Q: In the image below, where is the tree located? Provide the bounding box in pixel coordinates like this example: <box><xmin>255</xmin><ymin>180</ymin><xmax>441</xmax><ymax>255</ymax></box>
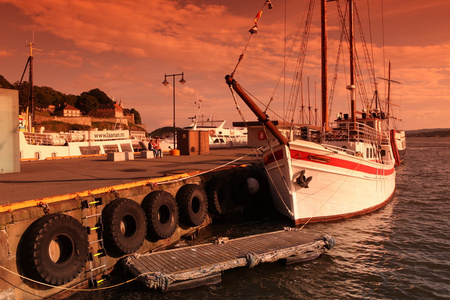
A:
<box><xmin>76</xmin><ymin>93</ymin><xmax>99</xmax><ymax>114</ymax></box>
<box><xmin>0</xmin><ymin>75</ymin><xmax>13</xmax><ymax>89</ymax></box>
<box><xmin>130</xmin><ymin>108</ymin><xmax>142</xmax><ymax>124</ymax></box>
<box><xmin>14</xmin><ymin>81</ymin><xmax>31</xmax><ymax>109</ymax></box>
<box><xmin>34</xmin><ymin>86</ymin><xmax>63</xmax><ymax>108</ymax></box>
<box><xmin>61</xmin><ymin>94</ymin><xmax>78</xmax><ymax>106</ymax></box>
<box><xmin>86</xmin><ymin>88</ymin><xmax>112</xmax><ymax>105</ymax></box>
<box><xmin>1</xmin><ymin>73</ymin><xmax>144</xmax><ymax>124</ymax></box>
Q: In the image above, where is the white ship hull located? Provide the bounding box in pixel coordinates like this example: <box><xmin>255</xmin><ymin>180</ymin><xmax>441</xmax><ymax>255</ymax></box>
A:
<box><xmin>19</xmin><ymin>130</ymin><xmax>134</xmax><ymax>160</ymax></box>
<box><xmin>263</xmin><ymin>140</ymin><xmax>396</xmax><ymax>225</ymax></box>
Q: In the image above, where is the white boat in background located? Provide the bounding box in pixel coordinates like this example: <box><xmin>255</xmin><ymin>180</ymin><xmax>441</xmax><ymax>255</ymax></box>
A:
<box><xmin>20</xmin><ymin>128</ymin><xmax>134</xmax><ymax>160</ymax></box>
<box><xmin>225</xmin><ymin>0</ymin><xmax>396</xmax><ymax>225</ymax></box>
<box><xmin>183</xmin><ymin>102</ymin><xmax>247</xmax><ymax>148</ymax></box>
<box><xmin>184</xmin><ymin>120</ymin><xmax>247</xmax><ymax>148</ymax></box>
<box><xmin>390</xmin><ymin>129</ymin><xmax>406</xmax><ymax>165</ymax></box>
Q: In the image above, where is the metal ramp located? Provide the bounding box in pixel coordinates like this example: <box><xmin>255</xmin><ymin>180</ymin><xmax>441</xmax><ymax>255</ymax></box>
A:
<box><xmin>123</xmin><ymin>229</ymin><xmax>335</xmax><ymax>291</ymax></box>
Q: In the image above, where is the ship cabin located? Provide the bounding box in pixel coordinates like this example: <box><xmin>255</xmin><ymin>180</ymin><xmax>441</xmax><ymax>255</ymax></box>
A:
<box><xmin>323</xmin><ymin>110</ymin><xmax>391</xmax><ymax>162</ymax></box>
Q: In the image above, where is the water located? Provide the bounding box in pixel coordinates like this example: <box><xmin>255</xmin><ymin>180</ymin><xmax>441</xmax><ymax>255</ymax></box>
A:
<box><xmin>71</xmin><ymin>137</ymin><xmax>450</xmax><ymax>299</ymax></box>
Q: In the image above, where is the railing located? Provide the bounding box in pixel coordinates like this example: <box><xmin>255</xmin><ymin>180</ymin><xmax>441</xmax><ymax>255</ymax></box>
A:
<box><xmin>23</xmin><ymin>132</ymin><xmax>57</xmax><ymax>146</ymax></box>
<box><xmin>324</xmin><ymin>121</ymin><xmax>390</xmax><ymax>145</ymax></box>
<box><xmin>321</xmin><ymin>143</ymin><xmax>357</xmax><ymax>156</ymax></box>
<box><xmin>291</xmin><ymin>126</ymin><xmax>321</xmax><ymax>143</ymax></box>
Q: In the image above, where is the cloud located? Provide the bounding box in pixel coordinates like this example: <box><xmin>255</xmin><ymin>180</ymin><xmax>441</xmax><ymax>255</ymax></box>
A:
<box><xmin>40</xmin><ymin>50</ymin><xmax>84</xmax><ymax>68</ymax></box>
<box><xmin>2</xmin><ymin>0</ymin><xmax>449</xmax><ymax>131</ymax></box>
<box><xmin>0</xmin><ymin>49</ymin><xmax>14</xmax><ymax>57</ymax></box>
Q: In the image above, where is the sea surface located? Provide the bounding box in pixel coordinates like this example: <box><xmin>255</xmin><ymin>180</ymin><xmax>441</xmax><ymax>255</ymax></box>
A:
<box><xmin>71</xmin><ymin>137</ymin><xmax>450</xmax><ymax>299</ymax></box>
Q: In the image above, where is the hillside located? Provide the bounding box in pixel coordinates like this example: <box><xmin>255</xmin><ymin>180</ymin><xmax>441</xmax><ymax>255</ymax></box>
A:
<box><xmin>0</xmin><ymin>74</ymin><xmax>142</xmax><ymax>125</ymax></box>
<box><xmin>406</xmin><ymin>128</ymin><xmax>450</xmax><ymax>137</ymax></box>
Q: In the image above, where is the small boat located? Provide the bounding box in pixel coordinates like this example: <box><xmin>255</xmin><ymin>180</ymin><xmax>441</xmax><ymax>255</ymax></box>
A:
<box><xmin>225</xmin><ymin>0</ymin><xmax>397</xmax><ymax>225</ymax></box>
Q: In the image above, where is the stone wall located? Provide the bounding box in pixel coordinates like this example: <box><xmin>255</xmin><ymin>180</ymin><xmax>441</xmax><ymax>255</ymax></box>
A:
<box><xmin>34</xmin><ymin>115</ymin><xmax>132</xmax><ymax>127</ymax></box>
<box><xmin>0</xmin><ymin>165</ymin><xmax>256</xmax><ymax>299</ymax></box>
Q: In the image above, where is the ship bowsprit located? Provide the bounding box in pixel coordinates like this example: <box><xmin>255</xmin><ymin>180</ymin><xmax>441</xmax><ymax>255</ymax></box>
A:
<box><xmin>123</xmin><ymin>229</ymin><xmax>335</xmax><ymax>291</ymax></box>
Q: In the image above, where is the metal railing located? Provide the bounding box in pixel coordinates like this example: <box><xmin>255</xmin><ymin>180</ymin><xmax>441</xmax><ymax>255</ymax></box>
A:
<box><xmin>324</xmin><ymin>121</ymin><xmax>389</xmax><ymax>145</ymax></box>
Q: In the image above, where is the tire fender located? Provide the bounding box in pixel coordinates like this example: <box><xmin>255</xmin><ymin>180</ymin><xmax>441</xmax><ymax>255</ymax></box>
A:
<box><xmin>176</xmin><ymin>184</ymin><xmax>208</xmax><ymax>227</ymax></box>
<box><xmin>19</xmin><ymin>213</ymin><xmax>89</xmax><ymax>286</ymax></box>
<box><xmin>141</xmin><ymin>191</ymin><xmax>179</xmax><ymax>240</ymax></box>
<box><xmin>102</xmin><ymin>198</ymin><xmax>147</xmax><ymax>256</ymax></box>
<box><xmin>206</xmin><ymin>179</ymin><xmax>231</xmax><ymax>215</ymax></box>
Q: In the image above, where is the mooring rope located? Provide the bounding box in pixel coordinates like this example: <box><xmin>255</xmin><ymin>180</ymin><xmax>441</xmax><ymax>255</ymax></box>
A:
<box><xmin>0</xmin><ymin>264</ymin><xmax>143</xmax><ymax>293</ymax></box>
<box><xmin>155</xmin><ymin>147</ymin><xmax>263</xmax><ymax>186</ymax></box>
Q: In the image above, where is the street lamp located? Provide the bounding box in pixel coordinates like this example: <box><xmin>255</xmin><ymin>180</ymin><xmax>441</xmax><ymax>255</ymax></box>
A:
<box><xmin>162</xmin><ymin>72</ymin><xmax>186</xmax><ymax>150</ymax></box>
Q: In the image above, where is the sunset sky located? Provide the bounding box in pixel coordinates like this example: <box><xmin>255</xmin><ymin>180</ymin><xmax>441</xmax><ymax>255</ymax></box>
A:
<box><xmin>1</xmin><ymin>0</ymin><xmax>449</xmax><ymax>131</ymax></box>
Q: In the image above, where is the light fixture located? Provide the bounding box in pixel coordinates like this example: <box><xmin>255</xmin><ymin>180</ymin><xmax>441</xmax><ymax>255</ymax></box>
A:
<box><xmin>162</xmin><ymin>75</ymin><xmax>169</xmax><ymax>86</ymax></box>
<box><xmin>162</xmin><ymin>72</ymin><xmax>186</xmax><ymax>151</ymax></box>
<box><xmin>179</xmin><ymin>73</ymin><xmax>186</xmax><ymax>84</ymax></box>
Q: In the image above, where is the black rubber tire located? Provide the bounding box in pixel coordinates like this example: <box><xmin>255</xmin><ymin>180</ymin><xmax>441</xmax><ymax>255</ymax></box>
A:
<box><xmin>19</xmin><ymin>213</ymin><xmax>89</xmax><ymax>286</ymax></box>
<box><xmin>176</xmin><ymin>184</ymin><xmax>208</xmax><ymax>227</ymax></box>
<box><xmin>102</xmin><ymin>198</ymin><xmax>147</xmax><ymax>256</ymax></box>
<box><xmin>206</xmin><ymin>179</ymin><xmax>231</xmax><ymax>215</ymax></box>
<box><xmin>141</xmin><ymin>191</ymin><xmax>179</xmax><ymax>240</ymax></box>
<box><xmin>229</xmin><ymin>173</ymin><xmax>250</xmax><ymax>205</ymax></box>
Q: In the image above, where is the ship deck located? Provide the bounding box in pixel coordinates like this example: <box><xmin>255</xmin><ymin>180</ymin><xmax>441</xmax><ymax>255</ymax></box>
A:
<box><xmin>0</xmin><ymin>148</ymin><xmax>258</xmax><ymax>207</ymax></box>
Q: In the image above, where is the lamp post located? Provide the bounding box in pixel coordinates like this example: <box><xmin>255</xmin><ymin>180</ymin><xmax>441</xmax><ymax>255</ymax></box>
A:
<box><xmin>162</xmin><ymin>72</ymin><xmax>186</xmax><ymax>150</ymax></box>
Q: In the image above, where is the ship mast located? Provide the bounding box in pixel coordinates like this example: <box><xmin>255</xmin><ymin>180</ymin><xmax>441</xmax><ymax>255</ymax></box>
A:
<box><xmin>20</xmin><ymin>38</ymin><xmax>41</xmax><ymax>132</ymax></box>
<box><xmin>321</xmin><ymin>0</ymin><xmax>329</xmax><ymax>131</ymax></box>
<box><xmin>27</xmin><ymin>41</ymin><xmax>34</xmax><ymax>132</ymax></box>
<box><xmin>348</xmin><ymin>0</ymin><xmax>356</xmax><ymax>127</ymax></box>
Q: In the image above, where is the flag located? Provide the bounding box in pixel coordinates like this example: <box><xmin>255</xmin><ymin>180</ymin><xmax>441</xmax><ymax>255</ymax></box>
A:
<box><xmin>254</xmin><ymin>11</ymin><xmax>263</xmax><ymax>24</ymax></box>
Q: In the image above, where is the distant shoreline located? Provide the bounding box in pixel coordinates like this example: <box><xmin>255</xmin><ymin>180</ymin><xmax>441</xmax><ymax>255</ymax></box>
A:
<box><xmin>406</xmin><ymin>129</ymin><xmax>450</xmax><ymax>138</ymax></box>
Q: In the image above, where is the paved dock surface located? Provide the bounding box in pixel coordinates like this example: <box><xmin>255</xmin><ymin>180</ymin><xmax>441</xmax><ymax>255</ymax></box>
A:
<box><xmin>0</xmin><ymin>148</ymin><xmax>259</xmax><ymax>205</ymax></box>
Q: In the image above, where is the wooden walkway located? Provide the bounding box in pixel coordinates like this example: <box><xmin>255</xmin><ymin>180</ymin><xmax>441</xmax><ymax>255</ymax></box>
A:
<box><xmin>123</xmin><ymin>229</ymin><xmax>335</xmax><ymax>291</ymax></box>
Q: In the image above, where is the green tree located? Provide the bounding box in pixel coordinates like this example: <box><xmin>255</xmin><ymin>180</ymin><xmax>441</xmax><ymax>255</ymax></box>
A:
<box><xmin>34</xmin><ymin>86</ymin><xmax>63</xmax><ymax>108</ymax></box>
<box><xmin>0</xmin><ymin>75</ymin><xmax>13</xmax><ymax>89</ymax></box>
<box><xmin>87</xmin><ymin>88</ymin><xmax>112</xmax><ymax>105</ymax></box>
<box><xmin>14</xmin><ymin>81</ymin><xmax>31</xmax><ymax>110</ymax></box>
<box><xmin>130</xmin><ymin>108</ymin><xmax>142</xmax><ymax>124</ymax></box>
<box><xmin>61</xmin><ymin>94</ymin><xmax>78</xmax><ymax>106</ymax></box>
<box><xmin>76</xmin><ymin>93</ymin><xmax>99</xmax><ymax>114</ymax></box>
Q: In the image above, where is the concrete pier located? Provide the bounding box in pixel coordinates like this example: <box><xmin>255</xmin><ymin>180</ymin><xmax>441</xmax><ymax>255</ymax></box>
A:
<box><xmin>0</xmin><ymin>148</ymin><xmax>264</xmax><ymax>299</ymax></box>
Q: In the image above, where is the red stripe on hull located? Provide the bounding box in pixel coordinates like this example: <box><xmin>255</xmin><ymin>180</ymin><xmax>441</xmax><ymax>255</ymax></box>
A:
<box><xmin>294</xmin><ymin>188</ymin><xmax>396</xmax><ymax>226</ymax></box>
<box><xmin>290</xmin><ymin>149</ymin><xmax>395</xmax><ymax>176</ymax></box>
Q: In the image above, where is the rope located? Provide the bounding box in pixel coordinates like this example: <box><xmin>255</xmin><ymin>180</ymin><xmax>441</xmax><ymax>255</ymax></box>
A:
<box><xmin>231</xmin><ymin>0</ymin><xmax>273</xmax><ymax>77</ymax></box>
<box><xmin>156</xmin><ymin>147</ymin><xmax>263</xmax><ymax>186</ymax></box>
<box><xmin>228</xmin><ymin>85</ymin><xmax>248</xmax><ymax>127</ymax></box>
<box><xmin>0</xmin><ymin>264</ymin><xmax>142</xmax><ymax>293</ymax></box>
<box><xmin>246</xmin><ymin>252</ymin><xmax>261</xmax><ymax>268</ymax></box>
<box><xmin>251</xmin><ymin>123</ymin><xmax>294</xmax><ymax>217</ymax></box>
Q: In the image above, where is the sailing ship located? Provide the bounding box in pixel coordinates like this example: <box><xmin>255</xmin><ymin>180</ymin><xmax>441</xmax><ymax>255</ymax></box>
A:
<box><xmin>225</xmin><ymin>0</ymin><xmax>396</xmax><ymax>225</ymax></box>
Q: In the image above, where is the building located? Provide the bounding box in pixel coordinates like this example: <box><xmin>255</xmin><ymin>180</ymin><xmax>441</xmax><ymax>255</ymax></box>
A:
<box><xmin>54</xmin><ymin>104</ymin><xmax>82</xmax><ymax>117</ymax></box>
<box><xmin>92</xmin><ymin>102</ymin><xmax>123</xmax><ymax>119</ymax></box>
